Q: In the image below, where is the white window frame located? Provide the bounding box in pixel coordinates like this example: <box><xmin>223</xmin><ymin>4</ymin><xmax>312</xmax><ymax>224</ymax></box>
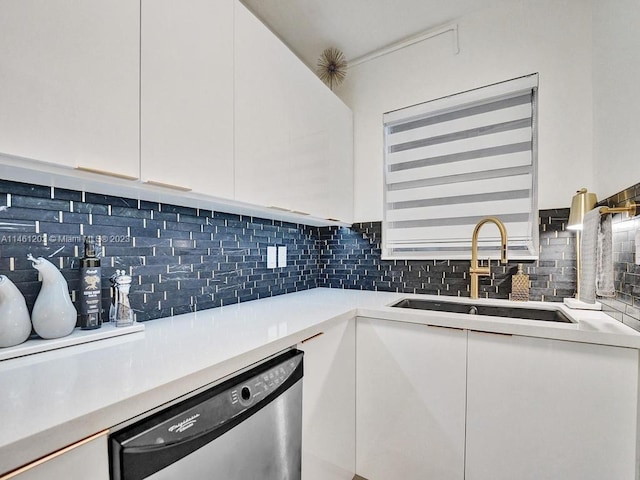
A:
<box><xmin>382</xmin><ymin>74</ymin><xmax>539</xmax><ymax>260</ymax></box>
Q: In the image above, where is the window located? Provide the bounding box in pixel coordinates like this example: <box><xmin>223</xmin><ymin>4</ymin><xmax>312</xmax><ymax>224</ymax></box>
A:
<box><xmin>382</xmin><ymin>74</ymin><xmax>539</xmax><ymax>260</ymax></box>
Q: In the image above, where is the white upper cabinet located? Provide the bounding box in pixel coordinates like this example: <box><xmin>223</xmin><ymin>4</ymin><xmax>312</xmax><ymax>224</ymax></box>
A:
<box><xmin>234</xmin><ymin>1</ymin><xmax>289</xmax><ymax>210</ymax></box>
<box><xmin>0</xmin><ymin>0</ymin><xmax>140</xmax><ymax>179</ymax></box>
<box><xmin>234</xmin><ymin>2</ymin><xmax>353</xmax><ymax>222</ymax></box>
<box><xmin>140</xmin><ymin>0</ymin><xmax>235</xmax><ymax>198</ymax></box>
<box><xmin>0</xmin><ymin>0</ymin><xmax>352</xmax><ymax>222</ymax></box>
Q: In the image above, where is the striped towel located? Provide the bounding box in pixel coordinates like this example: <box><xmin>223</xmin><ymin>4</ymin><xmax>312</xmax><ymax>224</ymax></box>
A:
<box><xmin>579</xmin><ymin>208</ymin><xmax>615</xmax><ymax>303</ymax></box>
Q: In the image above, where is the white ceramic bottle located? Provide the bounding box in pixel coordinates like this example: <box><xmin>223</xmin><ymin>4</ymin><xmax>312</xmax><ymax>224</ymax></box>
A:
<box><xmin>28</xmin><ymin>254</ymin><xmax>77</xmax><ymax>339</ymax></box>
<box><xmin>0</xmin><ymin>275</ymin><xmax>32</xmax><ymax>348</ymax></box>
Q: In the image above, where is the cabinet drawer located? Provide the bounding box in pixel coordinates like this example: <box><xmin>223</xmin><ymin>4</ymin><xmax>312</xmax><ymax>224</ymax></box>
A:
<box><xmin>1</xmin><ymin>431</ymin><xmax>109</xmax><ymax>480</ymax></box>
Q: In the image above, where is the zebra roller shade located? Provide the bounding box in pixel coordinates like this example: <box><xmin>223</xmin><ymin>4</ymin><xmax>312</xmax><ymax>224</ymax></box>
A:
<box><xmin>383</xmin><ymin>74</ymin><xmax>539</xmax><ymax>260</ymax></box>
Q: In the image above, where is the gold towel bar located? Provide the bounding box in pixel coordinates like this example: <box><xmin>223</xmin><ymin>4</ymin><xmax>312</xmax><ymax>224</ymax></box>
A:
<box><xmin>599</xmin><ymin>200</ymin><xmax>637</xmax><ymax>217</ymax></box>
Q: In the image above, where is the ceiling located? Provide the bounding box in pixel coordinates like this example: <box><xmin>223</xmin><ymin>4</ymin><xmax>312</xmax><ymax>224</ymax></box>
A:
<box><xmin>241</xmin><ymin>0</ymin><xmax>510</xmax><ymax>69</ymax></box>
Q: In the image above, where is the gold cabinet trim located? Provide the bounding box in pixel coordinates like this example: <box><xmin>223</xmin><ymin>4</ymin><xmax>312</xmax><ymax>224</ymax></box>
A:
<box><xmin>301</xmin><ymin>332</ymin><xmax>325</xmax><ymax>344</ymax></box>
<box><xmin>0</xmin><ymin>430</ymin><xmax>109</xmax><ymax>480</ymax></box>
<box><xmin>75</xmin><ymin>166</ymin><xmax>138</xmax><ymax>181</ymax></box>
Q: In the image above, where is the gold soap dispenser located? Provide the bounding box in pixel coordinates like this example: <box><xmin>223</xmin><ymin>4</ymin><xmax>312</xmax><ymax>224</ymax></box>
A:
<box><xmin>511</xmin><ymin>264</ymin><xmax>530</xmax><ymax>302</ymax></box>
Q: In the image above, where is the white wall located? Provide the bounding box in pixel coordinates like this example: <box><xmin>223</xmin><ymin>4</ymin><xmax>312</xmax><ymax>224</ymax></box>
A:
<box><xmin>336</xmin><ymin>0</ymin><xmax>593</xmax><ymax>222</ymax></box>
<box><xmin>592</xmin><ymin>0</ymin><xmax>640</xmax><ymax>200</ymax></box>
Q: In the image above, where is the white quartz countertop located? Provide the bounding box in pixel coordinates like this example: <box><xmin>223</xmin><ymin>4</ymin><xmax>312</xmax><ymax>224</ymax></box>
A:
<box><xmin>1</xmin><ymin>287</ymin><xmax>639</xmax><ymax>474</ymax></box>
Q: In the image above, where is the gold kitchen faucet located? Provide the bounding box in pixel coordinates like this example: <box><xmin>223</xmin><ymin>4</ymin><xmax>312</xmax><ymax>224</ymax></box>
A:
<box><xmin>470</xmin><ymin>217</ymin><xmax>508</xmax><ymax>299</ymax></box>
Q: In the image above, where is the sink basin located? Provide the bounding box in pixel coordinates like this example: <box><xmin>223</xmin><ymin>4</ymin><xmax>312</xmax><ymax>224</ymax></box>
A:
<box><xmin>391</xmin><ymin>298</ymin><xmax>573</xmax><ymax>323</ymax></box>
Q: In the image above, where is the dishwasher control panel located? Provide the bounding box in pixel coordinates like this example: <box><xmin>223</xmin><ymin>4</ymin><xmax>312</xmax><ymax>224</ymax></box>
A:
<box><xmin>232</xmin><ymin>362</ymin><xmax>293</xmax><ymax>407</ymax></box>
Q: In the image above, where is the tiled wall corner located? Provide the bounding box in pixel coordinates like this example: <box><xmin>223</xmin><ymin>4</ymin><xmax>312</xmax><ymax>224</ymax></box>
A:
<box><xmin>317</xmin><ymin>208</ymin><xmax>576</xmax><ymax>302</ymax></box>
<box><xmin>598</xmin><ymin>182</ymin><xmax>640</xmax><ymax>329</ymax></box>
<box><xmin>531</xmin><ymin>208</ymin><xmax>576</xmax><ymax>302</ymax></box>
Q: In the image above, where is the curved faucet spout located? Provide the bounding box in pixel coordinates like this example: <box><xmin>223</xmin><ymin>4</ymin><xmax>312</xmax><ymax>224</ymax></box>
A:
<box><xmin>470</xmin><ymin>217</ymin><xmax>508</xmax><ymax>299</ymax></box>
<box><xmin>472</xmin><ymin>217</ymin><xmax>508</xmax><ymax>264</ymax></box>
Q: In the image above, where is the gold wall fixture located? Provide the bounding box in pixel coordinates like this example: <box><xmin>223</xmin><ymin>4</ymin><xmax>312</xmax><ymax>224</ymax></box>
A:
<box><xmin>599</xmin><ymin>200</ymin><xmax>637</xmax><ymax>218</ymax></box>
<box><xmin>470</xmin><ymin>217</ymin><xmax>508</xmax><ymax>300</ymax></box>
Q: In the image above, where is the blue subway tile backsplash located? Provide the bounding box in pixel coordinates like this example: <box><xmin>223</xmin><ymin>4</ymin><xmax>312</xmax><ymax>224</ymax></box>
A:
<box><xmin>0</xmin><ymin>180</ymin><xmax>319</xmax><ymax>323</ymax></box>
<box><xmin>1</xmin><ymin>177</ymin><xmax>639</xmax><ymax>329</ymax></box>
<box><xmin>317</xmin><ymin>209</ymin><xmax>575</xmax><ymax>302</ymax></box>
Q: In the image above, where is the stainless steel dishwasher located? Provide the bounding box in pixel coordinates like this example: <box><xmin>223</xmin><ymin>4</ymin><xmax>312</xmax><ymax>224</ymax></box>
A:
<box><xmin>110</xmin><ymin>349</ymin><xmax>303</xmax><ymax>480</ymax></box>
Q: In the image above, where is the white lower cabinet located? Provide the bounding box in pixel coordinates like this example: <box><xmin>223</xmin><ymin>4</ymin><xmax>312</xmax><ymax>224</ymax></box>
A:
<box><xmin>298</xmin><ymin>319</ymin><xmax>356</xmax><ymax>480</ymax></box>
<box><xmin>356</xmin><ymin>317</ymin><xmax>467</xmax><ymax>480</ymax></box>
<box><xmin>466</xmin><ymin>331</ymin><xmax>639</xmax><ymax>480</ymax></box>
<box><xmin>4</xmin><ymin>320</ymin><xmax>637</xmax><ymax>480</ymax></box>
<box><xmin>1</xmin><ymin>431</ymin><xmax>109</xmax><ymax>480</ymax></box>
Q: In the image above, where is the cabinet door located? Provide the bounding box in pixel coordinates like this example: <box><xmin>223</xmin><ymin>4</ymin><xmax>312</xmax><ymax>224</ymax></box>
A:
<box><xmin>298</xmin><ymin>320</ymin><xmax>355</xmax><ymax>480</ymax></box>
<box><xmin>287</xmin><ymin>85</ymin><xmax>353</xmax><ymax>222</ymax></box>
<box><xmin>1</xmin><ymin>432</ymin><xmax>108</xmax><ymax>480</ymax></box>
<box><xmin>0</xmin><ymin>0</ymin><xmax>139</xmax><ymax>179</ymax></box>
<box><xmin>466</xmin><ymin>332</ymin><xmax>639</xmax><ymax>480</ymax></box>
<box><xmin>233</xmin><ymin>1</ymin><xmax>298</xmax><ymax>210</ymax></box>
<box><xmin>356</xmin><ymin>318</ymin><xmax>467</xmax><ymax>480</ymax></box>
<box><xmin>322</xmin><ymin>101</ymin><xmax>353</xmax><ymax>222</ymax></box>
<box><xmin>140</xmin><ymin>0</ymin><xmax>234</xmax><ymax>198</ymax></box>
<box><xmin>234</xmin><ymin>2</ymin><xmax>353</xmax><ymax>222</ymax></box>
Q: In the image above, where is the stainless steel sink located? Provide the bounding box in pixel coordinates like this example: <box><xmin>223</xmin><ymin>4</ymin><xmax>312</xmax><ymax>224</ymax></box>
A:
<box><xmin>391</xmin><ymin>298</ymin><xmax>573</xmax><ymax>323</ymax></box>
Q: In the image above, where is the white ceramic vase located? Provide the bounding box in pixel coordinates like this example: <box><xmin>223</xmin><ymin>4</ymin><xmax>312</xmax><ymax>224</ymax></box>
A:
<box><xmin>0</xmin><ymin>275</ymin><xmax>32</xmax><ymax>348</ymax></box>
<box><xmin>28</xmin><ymin>254</ymin><xmax>77</xmax><ymax>339</ymax></box>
